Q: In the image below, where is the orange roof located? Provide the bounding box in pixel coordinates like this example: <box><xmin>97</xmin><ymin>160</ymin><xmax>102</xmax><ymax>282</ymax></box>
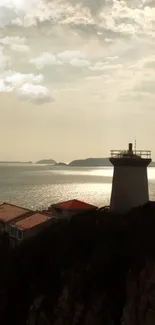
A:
<box><xmin>0</xmin><ymin>202</ymin><xmax>31</xmax><ymax>222</ymax></box>
<box><xmin>51</xmin><ymin>199</ymin><xmax>97</xmax><ymax>210</ymax></box>
<box><xmin>14</xmin><ymin>212</ymin><xmax>52</xmax><ymax>230</ymax></box>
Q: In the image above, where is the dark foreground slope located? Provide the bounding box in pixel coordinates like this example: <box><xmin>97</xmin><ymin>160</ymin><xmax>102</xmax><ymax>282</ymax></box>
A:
<box><xmin>1</xmin><ymin>203</ymin><xmax>155</xmax><ymax>325</ymax></box>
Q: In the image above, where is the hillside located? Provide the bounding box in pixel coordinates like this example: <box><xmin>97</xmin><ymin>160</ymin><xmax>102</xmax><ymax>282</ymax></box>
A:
<box><xmin>54</xmin><ymin>162</ymin><xmax>67</xmax><ymax>166</ymax></box>
<box><xmin>36</xmin><ymin>159</ymin><xmax>56</xmax><ymax>165</ymax></box>
<box><xmin>1</xmin><ymin>202</ymin><xmax>155</xmax><ymax>324</ymax></box>
<box><xmin>0</xmin><ymin>161</ymin><xmax>33</xmax><ymax>164</ymax></box>
<box><xmin>69</xmin><ymin>157</ymin><xmax>112</xmax><ymax>167</ymax></box>
<box><xmin>36</xmin><ymin>157</ymin><xmax>155</xmax><ymax>167</ymax></box>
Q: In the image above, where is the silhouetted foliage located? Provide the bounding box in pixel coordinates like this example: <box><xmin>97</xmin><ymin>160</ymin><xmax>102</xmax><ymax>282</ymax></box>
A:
<box><xmin>1</xmin><ymin>202</ymin><xmax>155</xmax><ymax>324</ymax></box>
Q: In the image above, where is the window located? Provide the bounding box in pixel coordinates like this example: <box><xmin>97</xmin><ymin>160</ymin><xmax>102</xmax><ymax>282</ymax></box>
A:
<box><xmin>55</xmin><ymin>208</ymin><xmax>62</xmax><ymax>215</ymax></box>
<box><xmin>4</xmin><ymin>223</ymin><xmax>9</xmax><ymax>233</ymax></box>
<box><xmin>0</xmin><ymin>221</ymin><xmax>5</xmax><ymax>231</ymax></box>
<box><xmin>10</xmin><ymin>226</ymin><xmax>15</xmax><ymax>237</ymax></box>
<box><xmin>17</xmin><ymin>229</ymin><xmax>23</xmax><ymax>240</ymax></box>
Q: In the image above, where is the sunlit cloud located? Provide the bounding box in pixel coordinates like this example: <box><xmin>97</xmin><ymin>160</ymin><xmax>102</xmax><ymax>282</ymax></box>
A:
<box><xmin>0</xmin><ymin>0</ymin><xmax>155</xmax><ymax>106</ymax></box>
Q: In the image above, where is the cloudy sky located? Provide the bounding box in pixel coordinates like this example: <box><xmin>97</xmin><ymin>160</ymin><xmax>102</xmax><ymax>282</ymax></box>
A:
<box><xmin>0</xmin><ymin>0</ymin><xmax>155</xmax><ymax>162</ymax></box>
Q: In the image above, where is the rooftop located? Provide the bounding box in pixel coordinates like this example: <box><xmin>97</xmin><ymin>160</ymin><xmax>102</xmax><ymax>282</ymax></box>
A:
<box><xmin>110</xmin><ymin>143</ymin><xmax>151</xmax><ymax>159</ymax></box>
<box><xmin>0</xmin><ymin>202</ymin><xmax>31</xmax><ymax>223</ymax></box>
<box><xmin>110</xmin><ymin>150</ymin><xmax>151</xmax><ymax>159</ymax></box>
<box><xmin>51</xmin><ymin>199</ymin><xmax>97</xmax><ymax>210</ymax></box>
<box><xmin>14</xmin><ymin>212</ymin><xmax>52</xmax><ymax>230</ymax></box>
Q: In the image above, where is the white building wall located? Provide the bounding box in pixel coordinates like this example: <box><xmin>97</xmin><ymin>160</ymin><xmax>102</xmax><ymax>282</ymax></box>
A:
<box><xmin>110</xmin><ymin>165</ymin><xmax>149</xmax><ymax>213</ymax></box>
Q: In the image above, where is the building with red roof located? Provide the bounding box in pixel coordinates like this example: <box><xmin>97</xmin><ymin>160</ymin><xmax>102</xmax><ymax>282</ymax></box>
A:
<box><xmin>48</xmin><ymin>199</ymin><xmax>97</xmax><ymax>218</ymax></box>
<box><xmin>0</xmin><ymin>202</ymin><xmax>56</xmax><ymax>247</ymax></box>
<box><xmin>0</xmin><ymin>202</ymin><xmax>32</xmax><ymax>232</ymax></box>
<box><xmin>0</xmin><ymin>199</ymin><xmax>97</xmax><ymax>246</ymax></box>
<box><xmin>10</xmin><ymin>212</ymin><xmax>55</xmax><ymax>245</ymax></box>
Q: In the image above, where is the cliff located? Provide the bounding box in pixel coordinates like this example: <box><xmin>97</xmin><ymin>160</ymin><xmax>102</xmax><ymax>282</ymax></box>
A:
<box><xmin>1</xmin><ymin>203</ymin><xmax>155</xmax><ymax>325</ymax></box>
<box><xmin>123</xmin><ymin>260</ymin><xmax>155</xmax><ymax>325</ymax></box>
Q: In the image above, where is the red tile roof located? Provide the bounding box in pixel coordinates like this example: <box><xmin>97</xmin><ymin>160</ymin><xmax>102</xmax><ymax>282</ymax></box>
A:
<box><xmin>51</xmin><ymin>199</ymin><xmax>97</xmax><ymax>210</ymax></box>
<box><xmin>0</xmin><ymin>202</ymin><xmax>31</xmax><ymax>223</ymax></box>
<box><xmin>14</xmin><ymin>212</ymin><xmax>52</xmax><ymax>230</ymax></box>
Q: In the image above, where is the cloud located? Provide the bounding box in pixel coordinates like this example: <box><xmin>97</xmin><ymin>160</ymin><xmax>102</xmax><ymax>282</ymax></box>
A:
<box><xmin>30</xmin><ymin>50</ymin><xmax>91</xmax><ymax>69</ymax></box>
<box><xmin>107</xmin><ymin>56</ymin><xmax>119</xmax><ymax>61</ymax></box>
<box><xmin>0</xmin><ymin>36</ymin><xmax>26</xmax><ymax>45</ymax></box>
<box><xmin>16</xmin><ymin>83</ymin><xmax>53</xmax><ymax>105</ymax></box>
<box><xmin>90</xmin><ymin>62</ymin><xmax>122</xmax><ymax>71</ymax></box>
<box><xmin>0</xmin><ymin>0</ymin><xmax>155</xmax><ymax>107</ymax></box>
<box><xmin>57</xmin><ymin>50</ymin><xmax>86</xmax><ymax>62</ymax></box>
<box><xmin>1</xmin><ymin>0</ymin><xmax>155</xmax><ymax>43</ymax></box>
<box><xmin>0</xmin><ymin>79</ymin><xmax>12</xmax><ymax>92</ymax></box>
<box><xmin>142</xmin><ymin>56</ymin><xmax>155</xmax><ymax>69</ymax></box>
<box><xmin>1</xmin><ymin>0</ymin><xmax>155</xmax><ymax>164</ymax></box>
<box><xmin>58</xmin><ymin>50</ymin><xmax>91</xmax><ymax>68</ymax></box>
<box><xmin>104</xmin><ymin>38</ymin><xmax>113</xmax><ymax>43</ymax></box>
<box><xmin>0</xmin><ymin>0</ymin><xmax>154</xmax><ymax>43</ymax></box>
<box><xmin>0</xmin><ymin>0</ymin><xmax>38</xmax><ymax>11</ymax></box>
<box><xmin>10</xmin><ymin>44</ymin><xmax>30</xmax><ymax>52</ymax></box>
<box><xmin>47</xmin><ymin>0</ymin><xmax>106</xmax><ymax>15</ymax></box>
<box><xmin>134</xmin><ymin>78</ymin><xmax>155</xmax><ymax>94</ymax></box>
<box><xmin>70</xmin><ymin>58</ymin><xmax>90</xmax><ymax>67</ymax></box>
<box><xmin>0</xmin><ymin>0</ymin><xmax>93</xmax><ymax>28</ymax></box>
<box><xmin>0</xmin><ymin>6</ymin><xmax>17</xmax><ymax>27</ymax></box>
<box><xmin>0</xmin><ymin>48</ymin><xmax>10</xmax><ymax>70</ymax></box>
<box><xmin>0</xmin><ymin>71</ymin><xmax>53</xmax><ymax>105</ymax></box>
<box><xmin>30</xmin><ymin>52</ymin><xmax>62</xmax><ymax>69</ymax></box>
<box><xmin>0</xmin><ymin>36</ymin><xmax>29</xmax><ymax>52</ymax></box>
<box><xmin>4</xmin><ymin>72</ymin><xmax>44</xmax><ymax>87</ymax></box>
<box><xmin>98</xmin><ymin>0</ymin><xmax>155</xmax><ymax>38</ymax></box>
<box><xmin>0</xmin><ymin>0</ymin><xmax>39</xmax><ymax>26</ymax></box>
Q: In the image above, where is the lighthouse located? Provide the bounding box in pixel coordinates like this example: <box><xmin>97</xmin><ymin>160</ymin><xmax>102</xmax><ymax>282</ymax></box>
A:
<box><xmin>109</xmin><ymin>143</ymin><xmax>151</xmax><ymax>213</ymax></box>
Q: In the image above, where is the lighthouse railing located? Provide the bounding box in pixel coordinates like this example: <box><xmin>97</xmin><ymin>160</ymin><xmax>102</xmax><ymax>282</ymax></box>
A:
<box><xmin>110</xmin><ymin>150</ymin><xmax>151</xmax><ymax>159</ymax></box>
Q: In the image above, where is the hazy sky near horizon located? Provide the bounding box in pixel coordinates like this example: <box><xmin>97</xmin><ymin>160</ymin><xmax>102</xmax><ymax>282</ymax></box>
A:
<box><xmin>0</xmin><ymin>0</ymin><xmax>155</xmax><ymax>162</ymax></box>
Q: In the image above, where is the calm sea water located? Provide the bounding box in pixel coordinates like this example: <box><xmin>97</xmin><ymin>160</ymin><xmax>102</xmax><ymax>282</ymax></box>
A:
<box><xmin>0</xmin><ymin>164</ymin><xmax>155</xmax><ymax>210</ymax></box>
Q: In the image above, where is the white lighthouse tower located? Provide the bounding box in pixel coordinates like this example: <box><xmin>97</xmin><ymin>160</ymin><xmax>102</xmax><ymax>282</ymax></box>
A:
<box><xmin>109</xmin><ymin>143</ymin><xmax>151</xmax><ymax>213</ymax></box>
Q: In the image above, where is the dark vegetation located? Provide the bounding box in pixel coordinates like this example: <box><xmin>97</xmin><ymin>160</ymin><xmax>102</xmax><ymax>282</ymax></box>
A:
<box><xmin>0</xmin><ymin>202</ymin><xmax>155</xmax><ymax>324</ymax></box>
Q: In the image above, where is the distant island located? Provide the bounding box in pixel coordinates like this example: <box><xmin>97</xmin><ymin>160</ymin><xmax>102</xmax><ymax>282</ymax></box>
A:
<box><xmin>68</xmin><ymin>158</ymin><xmax>111</xmax><ymax>167</ymax></box>
<box><xmin>54</xmin><ymin>162</ymin><xmax>67</xmax><ymax>166</ymax></box>
<box><xmin>36</xmin><ymin>159</ymin><xmax>56</xmax><ymax>165</ymax></box>
<box><xmin>37</xmin><ymin>158</ymin><xmax>112</xmax><ymax>167</ymax></box>
<box><xmin>35</xmin><ymin>158</ymin><xmax>155</xmax><ymax>167</ymax></box>
<box><xmin>1</xmin><ymin>158</ymin><xmax>155</xmax><ymax>167</ymax></box>
<box><xmin>0</xmin><ymin>161</ymin><xmax>33</xmax><ymax>164</ymax></box>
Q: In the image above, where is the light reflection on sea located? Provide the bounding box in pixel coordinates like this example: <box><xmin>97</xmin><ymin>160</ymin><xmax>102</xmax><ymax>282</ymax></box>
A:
<box><xmin>0</xmin><ymin>164</ymin><xmax>155</xmax><ymax>210</ymax></box>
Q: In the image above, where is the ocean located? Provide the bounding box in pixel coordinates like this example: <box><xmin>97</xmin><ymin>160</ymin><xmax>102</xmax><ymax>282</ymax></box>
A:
<box><xmin>1</xmin><ymin>164</ymin><xmax>155</xmax><ymax>210</ymax></box>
